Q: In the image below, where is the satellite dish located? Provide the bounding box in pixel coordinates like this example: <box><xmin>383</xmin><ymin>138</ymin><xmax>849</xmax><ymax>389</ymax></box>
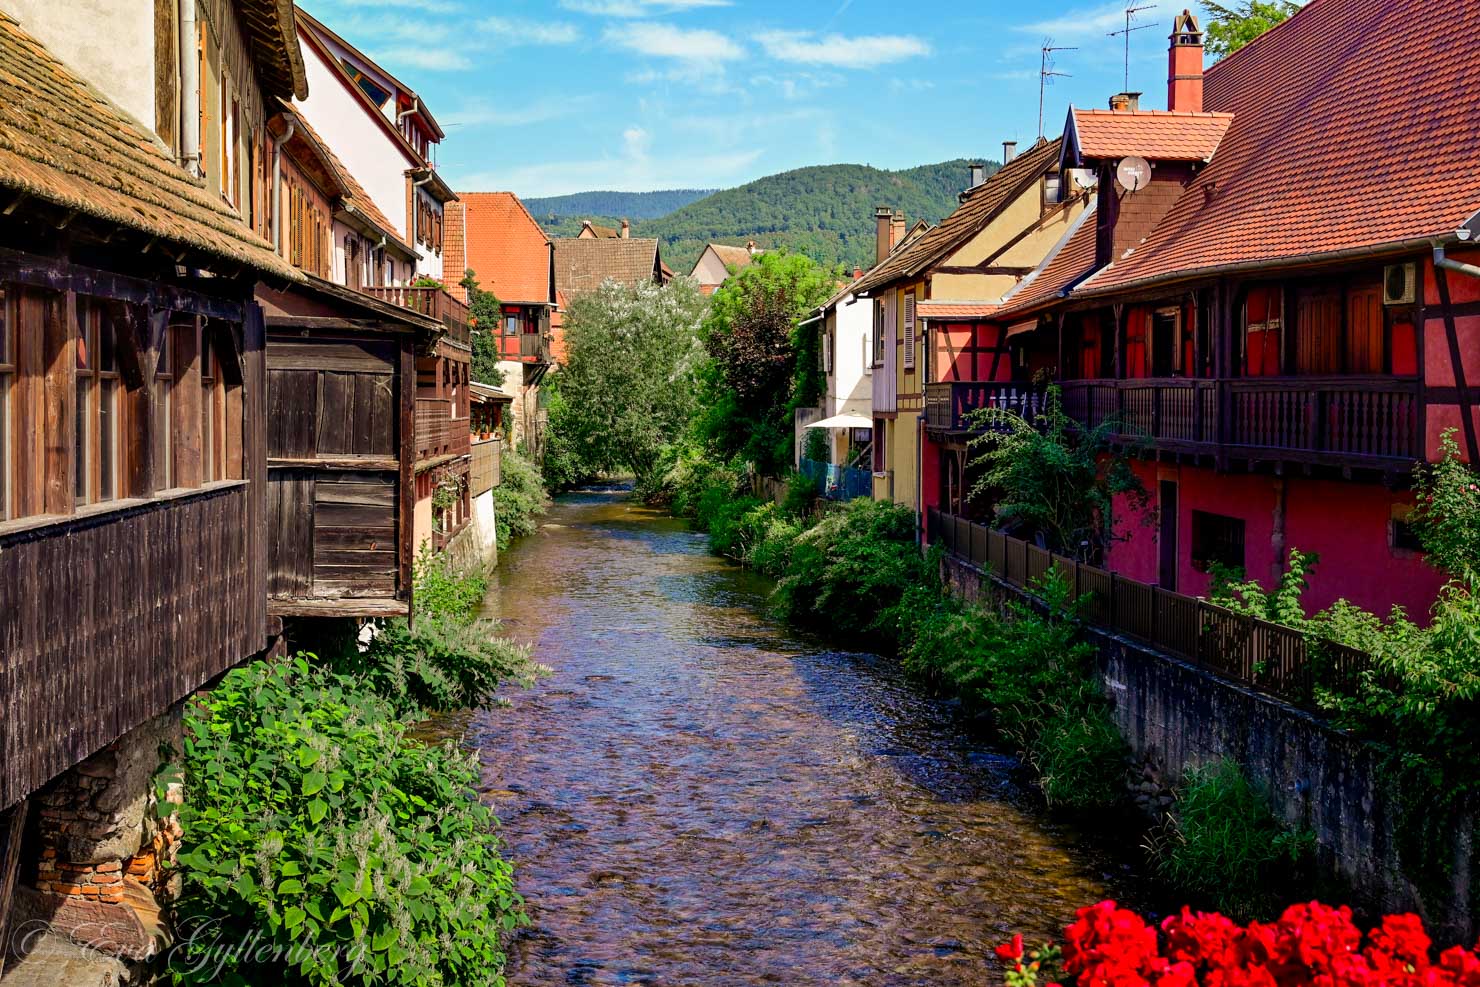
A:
<box><xmin>1116</xmin><ymin>155</ymin><xmax>1152</xmax><ymax>193</ymax></box>
<box><xmin>1068</xmin><ymin>168</ymin><xmax>1097</xmax><ymax>191</ymax></box>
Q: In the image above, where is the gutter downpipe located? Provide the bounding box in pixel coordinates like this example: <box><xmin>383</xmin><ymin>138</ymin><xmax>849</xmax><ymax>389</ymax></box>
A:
<box><xmin>272</xmin><ymin>120</ymin><xmax>294</xmax><ymax>254</ymax></box>
<box><xmin>179</xmin><ymin>0</ymin><xmax>200</xmax><ymax>177</ymax></box>
<box><xmin>1435</xmin><ymin>242</ymin><xmax>1480</xmax><ymax>281</ymax></box>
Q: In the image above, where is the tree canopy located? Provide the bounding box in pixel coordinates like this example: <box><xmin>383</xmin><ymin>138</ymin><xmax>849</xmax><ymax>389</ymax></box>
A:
<box><xmin>695</xmin><ymin>251</ymin><xmax>840</xmax><ymax>474</ymax></box>
<box><xmin>1204</xmin><ymin>1</ymin><xmax>1305</xmax><ymax>59</ymax></box>
<box><xmin>550</xmin><ymin>278</ymin><xmax>709</xmax><ymax>489</ymax></box>
<box><xmin>462</xmin><ymin>269</ymin><xmax>505</xmax><ymax>388</ymax></box>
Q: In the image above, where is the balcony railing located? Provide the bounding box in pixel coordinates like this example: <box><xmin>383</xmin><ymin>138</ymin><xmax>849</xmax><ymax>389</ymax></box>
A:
<box><xmin>799</xmin><ymin>458</ymin><xmax>872</xmax><ymax>501</ymax></box>
<box><xmin>471</xmin><ymin>436</ymin><xmax>502</xmax><ymax>497</ymax></box>
<box><xmin>361</xmin><ymin>286</ymin><xmax>471</xmax><ymax>348</ymax></box>
<box><xmin>1055</xmin><ymin>377</ymin><xmax>1422</xmax><ymax>469</ymax></box>
<box><xmin>924</xmin><ymin>381</ymin><xmax>1050</xmax><ymax>433</ymax></box>
<box><xmin>415</xmin><ymin>398</ymin><xmax>471</xmax><ymax>463</ymax></box>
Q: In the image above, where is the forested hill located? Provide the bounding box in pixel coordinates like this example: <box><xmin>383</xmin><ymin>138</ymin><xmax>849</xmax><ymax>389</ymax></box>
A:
<box><xmin>524</xmin><ymin>189</ymin><xmax>716</xmax><ymax>225</ymax></box>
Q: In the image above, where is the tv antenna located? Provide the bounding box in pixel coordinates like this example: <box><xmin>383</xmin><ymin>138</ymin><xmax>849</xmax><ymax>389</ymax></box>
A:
<box><xmin>1038</xmin><ymin>40</ymin><xmax>1076</xmax><ymax>140</ymax></box>
<box><xmin>1108</xmin><ymin>4</ymin><xmax>1157</xmax><ymax>93</ymax></box>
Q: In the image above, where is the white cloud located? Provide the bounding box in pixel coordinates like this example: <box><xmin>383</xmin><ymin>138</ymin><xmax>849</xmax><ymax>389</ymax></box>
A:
<box><xmin>369</xmin><ymin>46</ymin><xmax>473</xmax><ymax>71</ymax></box>
<box><xmin>479</xmin><ymin>16</ymin><xmax>581</xmax><ymax>46</ymax></box>
<box><xmin>755</xmin><ymin>30</ymin><xmax>930</xmax><ymax>68</ymax></box>
<box><xmin>560</xmin><ymin>0</ymin><xmax>731</xmax><ymax>16</ymax></box>
<box><xmin>442</xmin><ymin>96</ymin><xmax>593</xmax><ymax>129</ymax></box>
<box><xmin>1016</xmin><ymin>1</ymin><xmax>1152</xmax><ymax>39</ymax></box>
<box><xmin>467</xmin><ymin>146</ymin><xmax>764</xmax><ymax>199</ymax></box>
<box><xmin>604</xmin><ymin>22</ymin><xmax>744</xmax><ymax>61</ymax></box>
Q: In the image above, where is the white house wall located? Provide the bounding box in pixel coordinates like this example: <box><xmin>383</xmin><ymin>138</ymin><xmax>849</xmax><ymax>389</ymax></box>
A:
<box><xmin>9</xmin><ymin>0</ymin><xmax>156</xmax><ymax>131</ymax></box>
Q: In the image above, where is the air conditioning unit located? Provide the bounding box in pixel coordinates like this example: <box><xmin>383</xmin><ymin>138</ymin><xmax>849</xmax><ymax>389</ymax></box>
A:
<box><xmin>1383</xmin><ymin>262</ymin><xmax>1418</xmax><ymax>306</ymax></box>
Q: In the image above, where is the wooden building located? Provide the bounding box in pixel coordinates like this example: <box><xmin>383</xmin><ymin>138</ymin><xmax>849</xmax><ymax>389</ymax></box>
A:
<box><xmin>255</xmin><ymin>104</ymin><xmax>444</xmax><ymax>618</ymax></box>
<box><xmin>923</xmin><ymin>1</ymin><xmax>1480</xmax><ymax>619</ymax></box>
<box><xmin>0</xmin><ymin>1</ymin><xmax>305</xmax><ymax>961</ymax></box>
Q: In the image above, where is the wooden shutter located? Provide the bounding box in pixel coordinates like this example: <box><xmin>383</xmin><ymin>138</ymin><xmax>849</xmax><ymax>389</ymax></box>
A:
<box><xmin>903</xmin><ymin>293</ymin><xmax>916</xmax><ymax>371</ymax></box>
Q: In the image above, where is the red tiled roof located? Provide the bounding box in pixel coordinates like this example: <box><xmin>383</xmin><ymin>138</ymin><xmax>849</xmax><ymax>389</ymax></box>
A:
<box><xmin>1081</xmin><ymin>0</ymin><xmax>1480</xmax><ymax>295</ymax></box>
<box><xmin>995</xmin><ymin>205</ymin><xmax>1099</xmax><ymax>320</ymax></box>
<box><xmin>554</xmin><ymin>238</ymin><xmax>664</xmax><ymax>295</ymax></box>
<box><xmin>1068</xmin><ymin>109</ymin><xmax>1232</xmax><ymax>163</ymax></box>
<box><xmin>853</xmin><ymin>138</ymin><xmax>1062</xmax><ymax>296</ymax></box>
<box><xmin>459</xmin><ymin>192</ymin><xmax>554</xmax><ymax>306</ymax></box>
<box><xmin>916</xmin><ymin>300</ymin><xmax>1001</xmax><ymax>319</ymax></box>
<box><xmin>284</xmin><ymin>104</ymin><xmax>415</xmax><ymax>258</ymax></box>
<box><xmin>444</xmin><ymin>202</ymin><xmax>466</xmax><ymax>302</ymax></box>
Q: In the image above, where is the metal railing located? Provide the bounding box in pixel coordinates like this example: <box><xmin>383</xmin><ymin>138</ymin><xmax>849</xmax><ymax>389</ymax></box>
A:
<box><xmin>799</xmin><ymin>459</ymin><xmax>872</xmax><ymax>501</ymax></box>
<box><xmin>927</xmin><ymin>509</ymin><xmax>1374</xmax><ymax>709</ymax></box>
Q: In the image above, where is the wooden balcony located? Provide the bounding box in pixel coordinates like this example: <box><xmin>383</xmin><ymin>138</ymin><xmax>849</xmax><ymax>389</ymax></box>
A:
<box><xmin>361</xmin><ymin>286</ymin><xmax>470</xmax><ymax>348</ymax></box>
<box><xmin>496</xmin><ymin>331</ymin><xmax>554</xmax><ymax>365</ymax></box>
<box><xmin>415</xmin><ymin>398</ymin><xmax>471</xmax><ymax>463</ymax></box>
<box><xmin>471</xmin><ymin>436</ymin><xmax>502</xmax><ymax>497</ymax></box>
<box><xmin>925</xmin><ymin>381</ymin><xmax>1050</xmax><ymax>433</ymax></box>
<box><xmin>1058</xmin><ymin>376</ymin><xmax>1422</xmax><ymax>470</ymax></box>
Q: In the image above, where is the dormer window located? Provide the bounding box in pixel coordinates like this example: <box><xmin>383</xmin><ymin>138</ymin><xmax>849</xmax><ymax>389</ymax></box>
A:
<box><xmin>341</xmin><ymin>59</ymin><xmax>391</xmax><ymax>109</ymax></box>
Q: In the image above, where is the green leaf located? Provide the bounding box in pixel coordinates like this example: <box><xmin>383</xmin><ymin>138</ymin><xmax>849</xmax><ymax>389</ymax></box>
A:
<box><xmin>371</xmin><ymin>925</ymin><xmax>397</xmax><ymax>952</ymax></box>
<box><xmin>284</xmin><ymin>906</ymin><xmax>306</xmax><ymax>930</ymax></box>
<box><xmin>298</xmin><ymin>747</ymin><xmax>321</xmax><ymax>768</ymax></box>
<box><xmin>302</xmin><ymin>771</ymin><xmax>327</xmax><ymax>797</ymax></box>
<box><xmin>277</xmin><ymin>879</ymin><xmax>304</xmax><ymax>896</ymax></box>
<box><xmin>308</xmin><ymin>798</ymin><xmax>328</xmax><ymax>825</ymax></box>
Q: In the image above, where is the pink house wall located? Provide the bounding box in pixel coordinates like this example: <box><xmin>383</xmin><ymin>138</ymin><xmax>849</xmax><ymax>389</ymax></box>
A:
<box><xmin>1423</xmin><ymin>250</ymin><xmax>1480</xmax><ymax>462</ymax></box>
<box><xmin>1107</xmin><ymin>462</ymin><xmax>1447</xmax><ymax>621</ymax></box>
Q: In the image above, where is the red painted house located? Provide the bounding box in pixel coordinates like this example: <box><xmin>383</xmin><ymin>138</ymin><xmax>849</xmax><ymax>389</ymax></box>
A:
<box><xmin>923</xmin><ymin>0</ymin><xmax>1480</xmax><ymax>620</ymax></box>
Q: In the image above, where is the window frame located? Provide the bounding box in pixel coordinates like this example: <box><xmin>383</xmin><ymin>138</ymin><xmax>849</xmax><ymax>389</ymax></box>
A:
<box><xmin>1190</xmin><ymin>510</ymin><xmax>1246</xmax><ymax>575</ymax></box>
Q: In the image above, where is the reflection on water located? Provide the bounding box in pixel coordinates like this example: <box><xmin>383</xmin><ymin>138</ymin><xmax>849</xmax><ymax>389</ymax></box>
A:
<box><xmin>454</xmin><ymin>488</ymin><xmax>1145</xmax><ymax>986</ymax></box>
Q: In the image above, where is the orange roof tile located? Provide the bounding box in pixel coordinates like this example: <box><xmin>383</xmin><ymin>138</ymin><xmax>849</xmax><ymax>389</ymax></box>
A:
<box><xmin>444</xmin><ymin>202</ymin><xmax>466</xmax><ymax>302</ymax></box>
<box><xmin>916</xmin><ymin>300</ymin><xmax>1001</xmax><ymax>319</ymax></box>
<box><xmin>1067</xmin><ymin>109</ymin><xmax>1232</xmax><ymax>163</ymax></box>
<box><xmin>459</xmin><ymin>192</ymin><xmax>555</xmax><ymax>306</ymax></box>
<box><xmin>1081</xmin><ymin>0</ymin><xmax>1480</xmax><ymax>295</ymax></box>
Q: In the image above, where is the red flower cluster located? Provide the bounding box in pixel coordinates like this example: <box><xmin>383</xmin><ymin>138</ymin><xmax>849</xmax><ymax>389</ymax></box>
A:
<box><xmin>1000</xmin><ymin>901</ymin><xmax>1480</xmax><ymax>987</ymax></box>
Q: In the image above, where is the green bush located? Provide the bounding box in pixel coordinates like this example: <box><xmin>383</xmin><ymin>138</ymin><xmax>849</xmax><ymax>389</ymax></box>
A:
<box><xmin>780</xmin><ymin>469</ymin><xmax>818</xmax><ymax>519</ymax></box>
<box><xmin>170</xmin><ymin>658</ymin><xmax>525</xmax><ymax>987</ymax></box>
<box><xmin>705</xmin><ymin>495</ymin><xmax>765</xmax><ymax>557</ymax></box>
<box><xmin>1148</xmin><ymin>760</ymin><xmax>1314</xmax><ymax>920</ymax></box>
<box><xmin>411</xmin><ymin>546</ymin><xmax>487</xmax><ymax>622</ymax></box>
<box><xmin>773</xmin><ymin>499</ymin><xmax>928</xmax><ymax>647</ymax></box>
<box><xmin>901</xmin><ymin>570</ymin><xmax>1126</xmax><ymax>811</ymax></box>
<box><xmin>492</xmin><ymin>445</ymin><xmax>549</xmax><ymax>551</ymax></box>
<box><xmin>742</xmin><ymin>504</ymin><xmax>805</xmax><ymax>580</ymax></box>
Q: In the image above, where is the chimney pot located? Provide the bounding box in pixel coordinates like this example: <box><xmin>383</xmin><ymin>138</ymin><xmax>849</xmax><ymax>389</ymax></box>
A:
<box><xmin>891</xmin><ymin>210</ymin><xmax>906</xmax><ymax>252</ymax></box>
<box><xmin>1002</xmin><ymin>142</ymin><xmax>1017</xmax><ymax>164</ymax></box>
<box><xmin>875</xmin><ymin>206</ymin><xmax>894</xmax><ymax>265</ymax></box>
<box><xmin>620</xmin><ymin>219</ymin><xmax>631</xmax><ymax>238</ymax></box>
<box><xmin>1108</xmin><ymin>92</ymin><xmax>1143</xmax><ymax>112</ymax></box>
<box><xmin>969</xmin><ymin>162</ymin><xmax>987</xmax><ymax>189</ymax></box>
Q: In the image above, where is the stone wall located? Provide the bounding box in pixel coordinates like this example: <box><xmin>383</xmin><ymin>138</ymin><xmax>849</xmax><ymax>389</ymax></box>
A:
<box><xmin>941</xmin><ymin>553</ymin><xmax>1476</xmax><ymax>941</ymax></box>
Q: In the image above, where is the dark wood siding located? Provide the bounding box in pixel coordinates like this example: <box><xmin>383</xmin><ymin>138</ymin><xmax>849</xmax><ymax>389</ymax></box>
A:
<box><xmin>0</xmin><ymin>485</ymin><xmax>256</xmax><ymax>810</ymax></box>
<box><xmin>266</xmin><ymin>331</ymin><xmax>407</xmax><ymax>611</ymax></box>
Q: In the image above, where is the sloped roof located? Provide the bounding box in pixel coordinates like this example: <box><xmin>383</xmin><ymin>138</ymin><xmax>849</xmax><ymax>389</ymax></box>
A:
<box><xmin>0</xmin><ymin>12</ymin><xmax>297</xmax><ymax>279</ymax></box>
<box><xmin>707</xmin><ymin>243</ymin><xmax>756</xmax><ymax>270</ymax></box>
<box><xmin>581</xmin><ymin>220</ymin><xmax>619</xmax><ymax>239</ymax></box>
<box><xmin>916</xmin><ymin>300</ymin><xmax>1002</xmax><ymax>319</ymax></box>
<box><xmin>444</xmin><ymin>201</ymin><xmax>466</xmax><ymax>301</ymax></box>
<box><xmin>853</xmin><ymin>138</ymin><xmax>1063</xmax><ymax>295</ymax></box>
<box><xmin>1081</xmin><ymin>0</ymin><xmax>1480</xmax><ymax>295</ymax></box>
<box><xmin>239</xmin><ymin>0</ymin><xmax>308</xmax><ymax>101</ymax></box>
<box><xmin>1066</xmin><ymin>109</ymin><xmax>1233</xmax><ymax>163</ymax></box>
<box><xmin>554</xmin><ymin>237</ymin><xmax>663</xmax><ymax>295</ymax></box>
<box><xmin>293</xmin><ymin>7</ymin><xmax>441</xmax><ymax>139</ymax></box>
<box><xmin>280</xmin><ymin>104</ymin><xmax>415</xmax><ymax>258</ymax></box>
<box><xmin>460</xmin><ymin>192</ymin><xmax>554</xmax><ymax>306</ymax></box>
<box><xmin>994</xmin><ymin>204</ymin><xmax>1100</xmax><ymax>320</ymax></box>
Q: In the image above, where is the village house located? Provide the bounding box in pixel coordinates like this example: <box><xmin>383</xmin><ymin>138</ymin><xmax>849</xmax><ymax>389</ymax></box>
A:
<box><xmin>854</xmin><ymin>140</ymin><xmax>1090</xmax><ymax>509</ymax></box>
<box><xmin>796</xmin><ymin>268</ymin><xmax>875</xmax><ymax>499</ymax></box>
<box><xmin>554</xmin><ymin>234</ymin><xmax>673</xmax><ymax>301</ymax></box>
<box><xmin>578</xmin><ymin>219</ymin><xmax>623</xmax><ymax>239</ymax></box>
<box><xmin>691</xmin><ymin>241</ymin><xmax>760</xmax><ymax>296</ymax></box>
<box><xmin>0</xmin><ymin>1</ymin><xmax>306</xmax><ymax>976</ymax></box>
<box><xmin>291</xmin><ymin>8</ymin><xmax>474</xmax><ymax>565</ymax></box>
<box><xmin>929</xmin><ymin>2</ymin><xmax>1480</xmax><ymax>619</ymax></box>
<box><xmin>445</xmin><ymin>192</ymin><xmax>557</xmax><ymax>458</ymax></box>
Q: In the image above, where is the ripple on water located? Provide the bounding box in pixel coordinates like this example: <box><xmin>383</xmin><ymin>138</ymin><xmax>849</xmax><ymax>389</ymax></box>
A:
<box><xmin>447</xmin><ymin>491</ymin><xmax>1151</xmax><ymax>986</ymax></box>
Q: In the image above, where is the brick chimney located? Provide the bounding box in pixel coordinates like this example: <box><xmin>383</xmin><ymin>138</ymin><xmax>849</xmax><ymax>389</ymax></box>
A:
<box><xmin>1168</xmin><ymin>10</ymin><xmax>1205</xmax><ymax>112</ymax></box>
<box><xmin>620</xmin><ymin>219</ymin><xmax>630</xmax><ymax>238</ymax></box>
<box><xmin>746</xmin><ymin>240</ymin><xmax>757</xmax><ymax>254</ymax></box>
<box><xmin>1002</xmin><ymin>141</ymin><xmax>1017</xmax><ymax>164</ymax></box>
<box><xmin>875</xmin><ymin>206</ymin><xmax>894</xmax><ymax>264</ymax></box>
<box><xmin>1109</xmin><ymin>91</ymin><xmax>1142</xmax><ymax>112</ymax></box>
<box><xmin>969</xmin><ymin>162</ymin><xmax>986</xmax><ymax>189</ymax></box>
<box><xmin>891</xmin><ymin>210</ymin><xmax>906</xmax><ymax>250</ymax></box>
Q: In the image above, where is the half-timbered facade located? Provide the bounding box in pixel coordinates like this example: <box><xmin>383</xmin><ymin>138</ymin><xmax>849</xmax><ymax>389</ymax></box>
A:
<box><xmin>932</xmin><ymin>2</ymin><xmax>1480</xmax><ymax>619</ymax></box>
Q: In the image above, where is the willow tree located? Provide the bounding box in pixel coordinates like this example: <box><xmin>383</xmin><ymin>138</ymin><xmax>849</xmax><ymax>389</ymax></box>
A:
<box><xmin>553</xmin><ymin>278</ymin><xmax>708</xmax><ymax>489</ymax></box>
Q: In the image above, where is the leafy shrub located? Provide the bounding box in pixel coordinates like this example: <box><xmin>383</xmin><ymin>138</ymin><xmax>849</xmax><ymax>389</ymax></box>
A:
<box><xmin>492</xmin><ymin>445</ymin><xmax>549</xmax><ymax>551</ymax></box>
<box><xmin>742</xmin><ymin>504</ymin><xmax>805</xmax><ymax>580</ymax></box>
<box><xmin>773</xmin><ymin>498</ymin><xmax>929</xmax><ymax>646</ymax></box>
<box><xmin>802</xmin><ymin>428</ymin><xmax>831</xmax><ymax>465</ymax></box>
<box><xmin>411</xmin><ymin>546</ymin><xmax>487</xmax><ymax>622</ymax></box>
<box><xmin>780</xmin><ymin>469</ymin><xmax>818</xmax><ymax>519</ymax></box>
<box><xmin>1148</xmin><ymin>760</ymin><xmax>1314</xmax><ymax>920</ymax></box>
<box><xmin>170</xmin><ymin>658</ymin><xmax>525</xmax><ymax>987</ymax></box>
<box><xmin>902</xmin><ymin>570</ymin><xmax>1126</xmax><ymax>811</ymax></box>
<box><xmin>705</xmin><ymin>495</ymin><xmax>764</xmax><ymax>557</ymax></box>
<box><xmin>324</xmin><ymin>615</ymin><xmax>543</xmax><ymax>719</ymax></box>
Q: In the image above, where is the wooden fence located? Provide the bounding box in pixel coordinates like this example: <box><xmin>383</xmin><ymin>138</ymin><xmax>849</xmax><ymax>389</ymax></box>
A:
<box><xmin>928</xmin><ymin>510</ymin><xmax>1374</xmax><ymax>708</ymax></box>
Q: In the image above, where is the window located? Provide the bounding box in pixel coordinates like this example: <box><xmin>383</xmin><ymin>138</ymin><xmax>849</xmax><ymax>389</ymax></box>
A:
<box><xmin>1243</xmin><ymin>285</ymin><xmax>1283</xmax><ymax>377</ymax></box>
<box><xmin>1391</xmin><ymin>505</ymin><xmax>1424</xmax><ymax>555</ymax></box>
<box><xmin>505</xmin><ymin>313</ymin><xmax>520</xmax><ymax>336</ymax></box>
<box><xmin>1191</xmin><ymin>511</ymin><xmax>1246</xmax><ymax>574</ymax></box>
<box><xmin>201</xmin><ymin>337</ymin><xmax>216</xmax><ymax>482</ymax></box>
<box><xmin>74</xmin><ymin>299</ymin><xmax>122</xmax><ymax>506</ymax></box>
<box><xmin>873</xmin><ymin>301</ymin><xmax>886</xmax><ymax>365</ymax></box>
<box><xmin>341</xmin><ymin>60</ymin><xmax>391</xmax><ymax>108</ymax></box>
<box><xmin>1044</xmin><ymin>172</ymin><xmax>1064</xmax><ymax>207</ymax></box>
<box><xmin>155</xmin><ymin>329</ymin><xmax>173</xmax><ymax>490</ymax></box>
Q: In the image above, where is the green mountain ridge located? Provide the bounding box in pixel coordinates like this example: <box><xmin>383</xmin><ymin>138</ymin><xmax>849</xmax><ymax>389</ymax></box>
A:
<box><xmin>524</xmin><ymin>189</ymin><xmax>717</xmax><ymax>224</ymax></box>
<box><xmin>527</xmin><ymin>159</ymin><xmax>1000</xmax><ymax>275</ymax></box>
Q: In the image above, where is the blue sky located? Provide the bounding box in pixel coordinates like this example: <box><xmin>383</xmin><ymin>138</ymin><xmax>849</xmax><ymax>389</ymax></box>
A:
<box><xmin>298</xmin><ymin>0</ymin><xmax>1220</xmax><ymax>199</ymax></box>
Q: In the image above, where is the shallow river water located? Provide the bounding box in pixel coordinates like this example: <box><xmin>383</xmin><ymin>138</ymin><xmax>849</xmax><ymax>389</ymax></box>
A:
<box><xmin>458</xmin><ymin>488</ymin><xmax>1147</xmax><ymax>986</ymax></box>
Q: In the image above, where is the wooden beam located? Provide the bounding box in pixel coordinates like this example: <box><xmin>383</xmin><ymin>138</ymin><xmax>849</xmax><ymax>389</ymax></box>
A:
<box><xmin>0</xmin><ymin>798</ymin><xmax>28</xmax><ymax>978</ymax></box>
<box><xmin>0</xmin><ymin>247</ymin><xmax>247</xmax><ymax>322</ymax></box>
<box><xmin>398</xmin><ymin>336</ymin><xmax>415</xmax><ymax>612</ymax></box>
<box><xmin>1434</xmin><ymin>267</ymin><xmax>1480</xmax><ymax>464</ymax></box>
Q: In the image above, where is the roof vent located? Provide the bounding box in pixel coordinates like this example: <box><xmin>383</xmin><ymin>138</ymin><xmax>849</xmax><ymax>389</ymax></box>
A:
<box><xmin>1109</xmin><ymin>92</ymin><xmax>1142</xmax><ymax>112</ymax></box>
